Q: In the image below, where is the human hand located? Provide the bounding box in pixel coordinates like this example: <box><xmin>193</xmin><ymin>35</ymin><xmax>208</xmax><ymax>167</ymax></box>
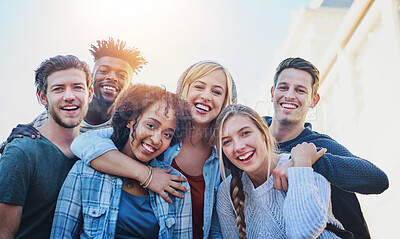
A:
<box><xmin>147</xmin><ymin>167</ymin><xmax>188</xmax><ymax>203</ymax></box>
<box><xmin>272</xmin><ymin>159</ymin><xmax>294</xmax><ymax>191</ymax></box>
<box><xmin>291</xmin><ymin>142</ymin><xmax>327</xmax><ymax>167</ymax></box>
<box><xmin>7</xmin><ymin>124</ymin><xmax>41</xmax><ymax>143</ymax></box>
<box><xmin>0</xmin><ymin>124</ymin><xmax>41</xmax><ymax>154</ymax></box>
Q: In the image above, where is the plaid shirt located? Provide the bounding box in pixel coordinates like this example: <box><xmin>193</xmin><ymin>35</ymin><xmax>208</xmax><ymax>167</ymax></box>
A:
<box><xmin>50</xmin><ymin>159</ymin><xmax>192</xmax><ymax>239</ymax></box>
<box><xmin>71</xmin><ymin>128</ymin><xmax>222</xmax><ymax>238</ymax></box>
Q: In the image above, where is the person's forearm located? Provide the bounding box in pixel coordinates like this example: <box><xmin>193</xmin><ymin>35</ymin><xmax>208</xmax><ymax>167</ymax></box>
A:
<box><xmin>90</xmin><ymin>150</ymin><xmax>149</xmax><ymax>182</ymax></box>
<box><xmin>313</xmin><ymin>153</ymin><xmax>389</xmax><ymax>194</ymax></box>
<box><xmin>0</xmin><ymin>230</ymin><xmax>15</xmax><ymax>239</ymax></box>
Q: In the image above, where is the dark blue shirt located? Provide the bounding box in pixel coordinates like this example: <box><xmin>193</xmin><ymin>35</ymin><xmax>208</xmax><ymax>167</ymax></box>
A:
<box><xmin>116</xmin><ymin>189</ymin><xmax>159</xmax><ymax>239</ymax></box>
<box><xmin>264</xmin><ymin>116</ymin><xmax>389</xmax><ymax>238</ymax></box>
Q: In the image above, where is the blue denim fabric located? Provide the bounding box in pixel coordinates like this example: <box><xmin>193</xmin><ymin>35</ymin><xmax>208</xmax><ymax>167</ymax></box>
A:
<box><xmin>50</xmin><ymin>159</ymin><xmax>192</xmax><ymax>239</ymax></box>
<box><xmin>70</xmin><ymin>128</ymin><xmax>222</xmax><ymax>238</ymax></box>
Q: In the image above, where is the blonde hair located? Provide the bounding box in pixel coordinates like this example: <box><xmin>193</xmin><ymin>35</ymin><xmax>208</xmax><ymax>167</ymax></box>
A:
<box><xmin>215</xmin><ymin>104</ymin><xmax>277</xmax><ymax>239</ymax></box>
<box><xmin>176</xmin><ymin>60</ymin><xmax>237</xmax><ymax>145</ymax></box>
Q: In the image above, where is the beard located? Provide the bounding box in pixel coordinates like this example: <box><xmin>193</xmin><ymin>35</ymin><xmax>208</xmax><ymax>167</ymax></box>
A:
<box><xmin>93</xmin><ymin>87</ymin><xmax>117</xmax><ymax>107</ymax></box>
<box><xmin>48</xmin><ymin>102</ymin><xmax>89</xmax><ymax>129</ymax></box>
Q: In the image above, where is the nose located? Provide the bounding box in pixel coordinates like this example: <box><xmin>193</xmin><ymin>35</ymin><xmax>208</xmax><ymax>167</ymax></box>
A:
<box><xmin>151</xmin><ymin>132</ymin><xmax>162</xmax><ymax>147</ymax></box>
<box><xmin>200</xmin><ymin>89</ymin><xmax>212</xmax><ymax>101</ymax></box>
<box><xmin>63</xmin><ymin>87</ymin><xmax>76</xmax><ymax>101</ymax></box>
<box><xmin>106</xmin><ymin>71</ymin><xmax>118</xmax><ymax>83</ymax></box>
<box><xmin>284</xmin><ymin>88</ymin><xmax>296</xmax><ymax>100</ymax></box>
<box><xmin>233</xmin><ymin>139</ymin><xmax>245</xmax><ymax>153</ymax></box>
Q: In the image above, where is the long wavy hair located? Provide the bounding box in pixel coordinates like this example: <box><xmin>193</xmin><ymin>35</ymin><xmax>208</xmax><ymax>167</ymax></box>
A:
<box><xmin>176</xmin><ymin>60</ymin><xmax>237</xmax><ymax>145</ymax></box>
<box><xmin>109</xmin><ymin>84</ymin><xmax>193</xmax><ymax>160</ymax></box>
<box><xmin>215</xmin><ymin>104</ymin><xmax>277</xmax><ymax>239</ymax></box>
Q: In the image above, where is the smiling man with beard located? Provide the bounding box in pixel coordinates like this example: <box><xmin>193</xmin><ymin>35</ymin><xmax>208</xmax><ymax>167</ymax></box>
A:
<box><xmin>0</xmin><ymin>38</ymin><xmax>146</xmax><ymax>141</ymax></box>
<box><xmin>29</xmin><ymin>37</ymin><xmax>147</xmax><ymax>132</ymax></box>
<box><xmin>0</xmin><ymin>55</ymin><xmax>93</xmax><ymax>239</ymax></box>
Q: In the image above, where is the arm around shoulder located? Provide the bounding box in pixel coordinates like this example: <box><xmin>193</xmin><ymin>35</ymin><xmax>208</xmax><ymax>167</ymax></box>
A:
<box><xmin>312</xmin><ymin>144</ymin><xmax>389</xmax><ymax>194</ymax></box>
<box><xmin>70</xmin><ymin>128</ymin><xmax>116</xmax><ymax>165</ymax></box>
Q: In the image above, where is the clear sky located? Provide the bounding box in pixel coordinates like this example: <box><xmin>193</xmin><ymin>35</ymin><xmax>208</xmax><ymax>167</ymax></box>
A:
<box><xmin>0</xmin><ymin>0</ymin><xmax>311</xmax><ymax>140</ymax></box>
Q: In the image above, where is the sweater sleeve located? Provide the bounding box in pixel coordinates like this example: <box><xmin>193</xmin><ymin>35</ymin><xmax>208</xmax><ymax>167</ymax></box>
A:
<box><xmin>216</xmin><ymin>180</ymin><xmax>240</xmax><ymax>239</ymax></box>
<box><xmin>70</xmin><ymin>128</ymin><xmax>117</xmax><ymax>165</ymax></box>
<box><xmin>311</xmin><ymin>137</ymin><xmax>388</xmax><ymax>194</ymax></box>
<box><xmin>284</xmin><ymin>167</ymin><xmax>330</xmax><ymax>239</ymax></box>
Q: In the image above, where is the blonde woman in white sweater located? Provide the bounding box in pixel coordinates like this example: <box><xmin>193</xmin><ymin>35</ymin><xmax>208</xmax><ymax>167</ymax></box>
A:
<box><xmin>214</xmin><ymin>104</ymin><xmax>348</xmax><ymax>239</ymax></box>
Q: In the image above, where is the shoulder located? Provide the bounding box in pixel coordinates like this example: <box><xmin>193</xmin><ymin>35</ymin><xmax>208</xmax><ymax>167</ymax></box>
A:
<box><xmin>1</xmin><ymin>137</ymin><xmax>53</xmax><ymax>163</ymax></box>
<box><xmin>70</xmin><ymin>160</ymin><xmax>111</xmax><ymax>178</ymax></box>
<box><xmin>218</xmin><ymin>175</ymin><xmax>232</xmax><ymax>197</ymax></box>
<box><xmin>277</xmin><ymin>153</ymin><xmax>291</xmax><ymax>165</ymax></box>
<box><xmin>80</xmin><ymin>119</ymin><xmax>112</xmax><ymax>133</ymax></box>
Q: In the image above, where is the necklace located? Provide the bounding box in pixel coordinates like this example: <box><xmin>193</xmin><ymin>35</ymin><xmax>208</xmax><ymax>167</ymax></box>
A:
<box><xmin>126</xmin><ymin>179</ymin><xmax>135</xmax><ymax>189</ymax></box>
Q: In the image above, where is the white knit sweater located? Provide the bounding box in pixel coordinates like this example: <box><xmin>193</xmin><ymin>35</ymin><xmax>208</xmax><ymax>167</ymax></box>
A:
<box><xmin>216</xmin><ymin>154</ymin><xmax>344</xmax><ymax>239</ymax></box>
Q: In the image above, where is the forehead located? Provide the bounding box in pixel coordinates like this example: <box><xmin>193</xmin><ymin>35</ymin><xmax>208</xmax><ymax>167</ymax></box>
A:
<box><xmin>222</xmin><ymin>114</ymin><xmax>255</xmax><ymax>135</ymax></box>
<box><xmin>141</xmin><ymin>101</ymin><xmax>176</xmax><ymax>126</ymax></box>
<box><xmin>94</xmin><ymin>56</ymin><xmax>133</xmax><ymax>74</ymax></box>
<box><xmin>277</xmin><ymin>68</ymin><xmax>313</xmax><ymax>89</ymax></box>
<box><xmin>47</xmin><ymin>68</ymin><xmax>86</xmax><ymax>86</ymax></box>
<box><xmin>193</xmin><ymin>69</ymin><xmax>227</xmax><ymax>88</ymax></box>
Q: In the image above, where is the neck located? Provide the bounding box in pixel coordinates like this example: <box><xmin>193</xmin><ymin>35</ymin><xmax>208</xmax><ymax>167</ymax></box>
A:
<box><xmin>269</xmin><ymin>117</ymin><xmax>305</xmax><ymax>143</ymax></box>
<box><xmin>38</xmin><ymin>118</ymin><xmax>80</xmax><ymax>158</ymax></box>
<box><xmin>84</xmin><ymin>98</ymin><xmax>112</xmax><ymax>125</ymax></box>
<box><xmin>247</xmin><ymin>154</ymin><xmax>279</xmax><ymax>188</ymax></box>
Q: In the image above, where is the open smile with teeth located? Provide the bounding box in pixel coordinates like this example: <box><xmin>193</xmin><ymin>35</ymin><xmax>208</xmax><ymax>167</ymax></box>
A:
<box><xmin>61</xmin><ymin>106</ymin><xmax>79</xmax><ymax>111</ymax></box>
<box><xmin>102</xmin><ymin>85</ymin><xmax>118</xmax><ymax>92</ymax></box>
<box><xmin>238</xmin><ymin>151</ymin><xmax>254</xmax><ymax>161</ymax></box>
<box><xmin>142</xmin><ymin>142</ymin><xmax>156</xmax><ymax>153</ymax></box>
<box><xmin>195</xmin><ymin>103</ymin><xmax>210</xmax><ymax>112</ymax></box>
<box><xmin>281</xmin><ymin>103</ymin><xmax>298</xmax><ymax>109</ymax></box>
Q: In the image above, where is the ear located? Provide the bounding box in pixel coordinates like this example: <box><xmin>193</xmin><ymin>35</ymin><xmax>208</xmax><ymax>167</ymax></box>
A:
<box><xmin>38</xmin><ymin>89</ymin><xmax>48</xmax><ymax>107</ymax></box>
<box><xmin>270</xmin><ymin>86</ymin><xmax>275</xmax><ymax>102</ymax></box>
<box><xmin>310</xmin><ymin>93</ymin><xmax>320</xmax><ymax>108</ymax></box>
<box><xmin>88</xmin><ymin>86</ymin><xmax>94</xmax><ymax>103</ymax></box>
<box><xmin>126</xmin><ymin>119</ymin><xmax>134</xmax><ymax>129</ymax></box>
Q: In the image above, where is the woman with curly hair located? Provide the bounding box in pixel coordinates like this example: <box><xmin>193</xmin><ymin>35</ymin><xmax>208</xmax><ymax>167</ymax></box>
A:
<box><xmin>51</xmin><ymin>84</ymin><xmax>193</xmax><ymax>238</ymax></box>
<box><xmin>70</xmin><ymin>60</ymin><xmax>237</xmax><ymax>238</ymax></box>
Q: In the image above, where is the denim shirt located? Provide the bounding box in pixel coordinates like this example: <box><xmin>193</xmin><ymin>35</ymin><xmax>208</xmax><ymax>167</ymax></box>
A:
<box><xmin>50</xmin><ymin>159</ymin><xmax>192</xmax><ymax>239</ymax></box>
<box><xmin>70</xmin><ymin>128</ymin><xmax>223</xmax><ymax>238</ymax></box>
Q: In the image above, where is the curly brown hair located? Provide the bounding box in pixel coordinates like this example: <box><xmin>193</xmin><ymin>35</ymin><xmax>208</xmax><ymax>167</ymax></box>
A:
<box><xmin>109</xmin><ymin>84</ymin><xmax>193</xmax><ymax>157</ymax></box>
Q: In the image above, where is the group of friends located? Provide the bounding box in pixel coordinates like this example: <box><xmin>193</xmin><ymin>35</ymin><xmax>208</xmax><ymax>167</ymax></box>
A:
<box><xmin>0</xmin><ymin>37</ymin><xmax>389</xmax><ymax>239</ymax></box>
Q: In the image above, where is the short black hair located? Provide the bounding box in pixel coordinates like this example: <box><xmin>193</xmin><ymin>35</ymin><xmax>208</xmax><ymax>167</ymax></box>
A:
<box><xmin>35</xmin><ymin>55</ymin><xmax>92</xmax><ymax>96</ymax></box>
<box><xmin>90</xmin><ymin>37</ymin><xmax>147</xmax><ymax>73</ymax></box>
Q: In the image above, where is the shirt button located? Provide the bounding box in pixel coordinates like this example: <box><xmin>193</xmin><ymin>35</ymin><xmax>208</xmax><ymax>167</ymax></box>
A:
<box><xmin>110</xmin><ymin>232</ymin><xmax>114</xmax><ymax>236</ymax></box>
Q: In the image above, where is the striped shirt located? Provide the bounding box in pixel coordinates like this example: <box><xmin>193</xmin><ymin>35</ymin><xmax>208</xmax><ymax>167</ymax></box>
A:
<box><xmin>32</xmin><ymin>111</ymin><xmax>112</xmax><ymax>133</ymax></box>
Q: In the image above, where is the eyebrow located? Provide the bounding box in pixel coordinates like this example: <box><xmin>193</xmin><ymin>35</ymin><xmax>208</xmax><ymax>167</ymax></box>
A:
<box><xmin>194</xmin><ymin>80</ymin><xmax>225</xmax><ymax>90</ymax></box>
<box><xmin>149</xmin><ymin>117</ymin><xmax>175</xmax><ymax>132</ymax></box>
<box><xmin>98</xmin><ymin>65</ymin><xmax>128</xmax><ymax>74</ymax></box>
<box><xmin>221</xmin><ymin>126</ymin><xmax>250</xmax><ymax>140</ymax></box>
<box><xmin>277</xmin><ymin>81</ymin><xmax>308</xmax><ymax>90</ymax></box>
